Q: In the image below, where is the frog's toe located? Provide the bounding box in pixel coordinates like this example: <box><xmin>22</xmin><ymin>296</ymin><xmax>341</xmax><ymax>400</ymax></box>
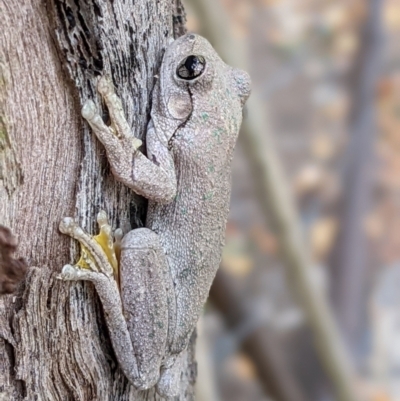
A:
<box><xmin>97</xmin><ymin>76</ymin><xmax>114</xmax><ymax>97</ymax></box>
<box><xmin>57</xmin><ymin>264</ymin><xmax>95</xmax><ymax>281</ymax></box>
<box><xmin>59</xmin><ymin>217</ymin><xmax>76</xmax><ymax>235</ymax></box>
<box><xmin>81</xmin><ymin>100</ymin><xmax>97</xmax><ymax>120</ymax></box>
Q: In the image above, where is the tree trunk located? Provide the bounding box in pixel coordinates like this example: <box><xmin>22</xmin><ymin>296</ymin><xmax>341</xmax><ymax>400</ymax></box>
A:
<box><xmin>0</xmin><ymin>1</ymin><xmax>195</xmax><ymax>400</ymax></box>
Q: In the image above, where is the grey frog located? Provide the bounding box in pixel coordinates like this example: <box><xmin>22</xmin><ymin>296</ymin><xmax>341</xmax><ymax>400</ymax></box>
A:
<box><xmin>59</xmin><ymin>33</ymin><xmax>251</xmax><ymax>397</ymax></box>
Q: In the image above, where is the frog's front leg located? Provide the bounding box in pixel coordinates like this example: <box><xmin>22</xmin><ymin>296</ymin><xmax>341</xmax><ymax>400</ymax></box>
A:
<box><xmin>81</xmin><ymin>77</ymin><xmax>177</xmax><ymax>204</ymax></box>
<box><xmin>58</xmin><ymin>212</ymin><xmax>171</xmax><ymax>391</ymax></box>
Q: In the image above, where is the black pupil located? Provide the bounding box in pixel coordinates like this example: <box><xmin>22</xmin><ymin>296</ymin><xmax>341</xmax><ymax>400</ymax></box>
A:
<box><xmin>177</xmin><ymin>55</ymin><xmax>205</xmax><ymax>80</ymax></box>
<box><xmin>185</xmin><ymin>56</ymin><xmax>200</xmax><ymax>74</ymax></box>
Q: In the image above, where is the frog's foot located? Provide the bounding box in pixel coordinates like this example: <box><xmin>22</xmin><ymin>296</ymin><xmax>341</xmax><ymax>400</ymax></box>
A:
<box><xmin>96</xmin><ymin>77</ymin><xmax>141</xmax><ymax>145</ymax></box>
<box><xmin>81</xmin><ymin>78</ymin><xmax>142</xmax><ymax>182</ymax></box>
<box><xmin>58</xmin><ymin>211</ymin><xmax>120</xmax><ymax>284</ymax></box>
<box><xmin>81</xmin><ymin>76</ymin><xmax>142</xmax><ymax>150</ymax></box>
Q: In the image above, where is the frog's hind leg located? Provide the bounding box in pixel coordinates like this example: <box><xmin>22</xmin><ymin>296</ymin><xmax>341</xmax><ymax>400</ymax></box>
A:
<box><xmin>58</xmin><ymin>214</ymin><xmax>171</xmax><ymax>391</ymax></box>
<box><xmin>120</xmin><ymin>227</ymin><xmax>175</xmax><ymax>389</ymax></box>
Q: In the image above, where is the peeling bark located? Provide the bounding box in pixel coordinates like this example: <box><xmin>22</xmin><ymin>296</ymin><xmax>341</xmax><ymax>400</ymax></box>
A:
<box><xmin>0</xmin><ymin>226</ymin><xmax>27</xmax><ymax>295</ymax></box>
<box><xmin>0</xmin><ymin>1</ymin><xmax>195</xmax><ymax>400</ymax></box>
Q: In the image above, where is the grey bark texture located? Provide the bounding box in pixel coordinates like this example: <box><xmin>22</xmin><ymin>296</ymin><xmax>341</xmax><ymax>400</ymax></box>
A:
<box><xmin>0</xmin><ymin>1</ymin><xmax>196</xmax><ymax>400</ymax></box>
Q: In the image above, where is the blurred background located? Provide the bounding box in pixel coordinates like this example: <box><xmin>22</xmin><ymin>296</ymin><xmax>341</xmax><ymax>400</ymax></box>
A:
<box><xmin>181</xmin><ymin>1</ymin><xmax>400</xmax><ymax>400</ymax></box>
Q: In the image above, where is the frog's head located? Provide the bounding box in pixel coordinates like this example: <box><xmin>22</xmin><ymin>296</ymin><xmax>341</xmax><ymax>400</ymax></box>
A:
<box><xmin>153</xmin><ymin>33</ymin><xmax>251</xmax><ymax>130</ymax></box>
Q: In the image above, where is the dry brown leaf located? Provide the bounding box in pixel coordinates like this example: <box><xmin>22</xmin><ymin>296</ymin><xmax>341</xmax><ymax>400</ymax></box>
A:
<box><xmin>293</xmin><ymin>163</ymin><xmax>324</xmax><ymax>195</ymax></box>
<box><xmin>226</xmin><ymin>353</ymin><xmax>257</xmax><ymax>381</ymax></box>
<box><xmin>371</xmin><ymin>390</ymin><xmax>392</xmax><ymax>401</ymax></box>
<box><xmin>222</xmin><ymin>227</ymin><xmax>253</xmax><ymax>277</ymax></box>
<box><xmin>222</xmin><ymin>253</ymin><xmax>253</xmax><ymax>277</ymax></box>
<box><xmin>365</xmin><ymin>212</ymin><xmax>385</xmax><ymax>241</ymax></box>
<box><xmin>311</xmin><ymin>134</ymin><xmax>336</xmax><ymax>161</ymax></box>
<box><xmin>250</xmin><ymin>225</ymin><xmax>279</xmax><ymax>255</ymax></box>
<box><xmin>310</xmin><ymin>217</ymin><xmax>338</xmax><ymax>261</ymax></box>
<box><xmin>333</xmin><ymin>31</ymin><xmax>359</xmax><ymax>58</ymax></box>
<box><xmin>323</xmin><ymin>4</ymin><xmax>349</xmax><ymax>31</ymax></box>
<box><xmin>384</xmin><ymin>0</ymin><xmax>400</xmax><ymax>31</ymax></box>
<box><xmin>377</xmin><ymin>77</ymin><xmax>395</xmax><ymax>100</ymax></box>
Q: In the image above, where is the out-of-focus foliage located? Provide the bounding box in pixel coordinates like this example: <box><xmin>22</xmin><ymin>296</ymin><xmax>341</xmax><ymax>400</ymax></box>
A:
<box><xmin>186</xmin><ymin>1</ymin><xmax>400</xmax><ymax>401</ymax></box>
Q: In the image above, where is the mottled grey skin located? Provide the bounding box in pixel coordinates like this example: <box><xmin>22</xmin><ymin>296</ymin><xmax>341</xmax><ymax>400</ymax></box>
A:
<box><xmin>59</xmin><ymin>34</ymin><xmax>250</xmax><ymax>397</ymax></box>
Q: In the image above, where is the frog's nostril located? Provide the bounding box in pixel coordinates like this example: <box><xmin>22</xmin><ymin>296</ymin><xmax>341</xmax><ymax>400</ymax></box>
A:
<box><xmin>188</xmin><ymin>34</ymin><xmax>195</xmax><ymax>40</ymax></box>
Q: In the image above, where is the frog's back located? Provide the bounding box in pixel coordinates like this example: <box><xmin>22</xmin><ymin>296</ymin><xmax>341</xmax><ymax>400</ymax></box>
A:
<box><xmin>146</xmin><ymin>114</ymin><xmax>239</xmax><ymax>352</ymax></box>
<box><xmin>146</xmin><ymin>33</ymin><xmax>251</xmax><ymax>353</ymax></box>
<box><xmin>146</xmin><ymin>146</ymin><xmax>232</xmax><ymax>352</ymax></box>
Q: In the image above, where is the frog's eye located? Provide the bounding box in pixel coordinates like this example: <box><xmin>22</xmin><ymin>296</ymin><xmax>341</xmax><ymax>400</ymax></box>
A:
<box><xmin>177</xmin><ymin>55</ymin><xmax>206</xmax><ymax>80</ymax></box>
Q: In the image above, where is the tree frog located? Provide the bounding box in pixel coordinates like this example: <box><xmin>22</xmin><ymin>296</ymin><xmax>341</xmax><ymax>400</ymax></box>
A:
<box><xmin>59</xmin><ymin>33</ymin><xmax>250</xmax><ymax>397</ymax></box>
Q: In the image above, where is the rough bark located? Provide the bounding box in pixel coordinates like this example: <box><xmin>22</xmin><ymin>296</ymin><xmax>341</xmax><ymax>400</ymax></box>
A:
<box><xmin>0</xmin><ymin>1</ymin><xmax>195</xmax><ymax>400</ymax></box>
